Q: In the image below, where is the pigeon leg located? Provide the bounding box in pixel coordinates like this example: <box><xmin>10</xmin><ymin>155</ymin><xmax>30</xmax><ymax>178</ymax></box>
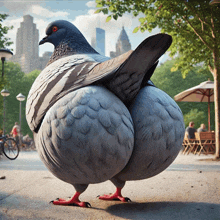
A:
<box><xmin>99</xmin><ymin>187</ymin><xmax>131</xmax><ymax>202</ymax></box>
<box><xmin>52</xmin><ymin>192</ymin><xmax>91</xmax><ymax>207</ymax></box>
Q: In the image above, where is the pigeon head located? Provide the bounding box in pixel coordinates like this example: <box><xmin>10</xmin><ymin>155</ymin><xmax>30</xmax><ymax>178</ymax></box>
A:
<box><xmin>40</xmin><ymin>20</ymin><xmax>89</xmax><ymax>47</ymax></box>
<box><xmin>39</xmin><ymin>20</ymin><xmax>98</xmax><ymax>64</ymax></box>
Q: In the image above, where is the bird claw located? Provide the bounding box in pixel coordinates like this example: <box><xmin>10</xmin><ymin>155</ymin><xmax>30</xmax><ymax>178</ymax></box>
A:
<box><xmin>124</xmin><ymin>197</ymin><xmax>131</xmax><ymax>202</ymax></box>
<box><xmin>49</xmin><ymin>198</ymin><xmax>91</xmax><ymax>207</ymax></box>
<box><xmin>85</xmin><ymin>202</ymin><xmax>91</xmax><ymax>208</ymax></box>
<box><xmin>116</xmin><ymin>196</ymin><xmax>131</xmax><ymax>202</ymax></box>
<box><xmin>49</xmin><ymin>198</ymin><xmax>61</xmax><ymax>204</ymax></box>
<box><xmin>99</xmin><ymin>194</ymin><xmax>131</xmax><ymax>203</ymax></box>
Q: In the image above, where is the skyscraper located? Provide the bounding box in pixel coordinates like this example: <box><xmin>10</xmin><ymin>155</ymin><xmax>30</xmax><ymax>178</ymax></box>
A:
<box><xmin>91</xmin><ymin>28</ymin><xmax>105</xmax><ymax>56</ymax></box>
<box><xmin>110</xmin><ymin>27</ymin><xmax>131</xmax><ymax>58</ymax></box>
<box><xmin>10</xmin><ymin>15</ymin><xmax>51</xmax><ymax>73</ymax></box>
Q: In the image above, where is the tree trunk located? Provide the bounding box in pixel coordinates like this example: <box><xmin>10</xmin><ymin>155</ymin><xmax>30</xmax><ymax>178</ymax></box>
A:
<box><xmin>213</xmin><ymin>49</ymin><xmax>220</xmax><ymax>159</ymax></box>
<box><xmin>213</xmin><ymin>75</ymin><xmax>220</xmax><ymax>159</ymax></box>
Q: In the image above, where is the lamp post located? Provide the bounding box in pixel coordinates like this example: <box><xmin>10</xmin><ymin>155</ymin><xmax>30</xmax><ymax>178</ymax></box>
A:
<box><xmin>16</xmin><ymin>93</ymin><xmax>25</xmax><ymax>134</ymax></box>
<box><xmin>1</xmin><ymin>89</ymin><xmax>10</xmax><ymax>135</ymax></box>
<box><xmin>0</xmin><ymin>49</ymin><xmax>13</xmax><ymax>78</ymax></box>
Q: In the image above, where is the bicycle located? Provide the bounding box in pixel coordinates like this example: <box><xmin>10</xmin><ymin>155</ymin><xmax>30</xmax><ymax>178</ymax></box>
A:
<box><xmin>0</xmin><ymin>135</ymin><xmax>19</xmax><ymax>160</ymax></box>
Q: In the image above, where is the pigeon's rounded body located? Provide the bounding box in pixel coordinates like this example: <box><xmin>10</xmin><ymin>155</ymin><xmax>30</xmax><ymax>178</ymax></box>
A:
<box><xmin>111</xmin><ymin>86</ymin><xmax>185</xmax><ymax>185</ymax></box>
<box><xmin>35</xmin><ymin>85</ymin><xmax>134</xmax><ymax>185</ymax></box>
<box><xmin>26</xmin><ymin>19</ymin><xmax>185</xmax><ymax>207</ymax></box>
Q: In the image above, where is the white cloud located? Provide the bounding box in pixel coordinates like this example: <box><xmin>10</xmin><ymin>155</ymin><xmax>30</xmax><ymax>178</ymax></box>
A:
<box><xmin>29</xmin><ymin>5</ymin><xmax>69</xmax><ymax>18</ymax></box>
<box><xmin>86</xmin><ymin>1</ymin><xmax>96</xmax><ymax>8</ymax></box>
<box><xmin>0</xmin><ymin>0</ymin><xmax>43</xmax><ymax>15</ymax></box>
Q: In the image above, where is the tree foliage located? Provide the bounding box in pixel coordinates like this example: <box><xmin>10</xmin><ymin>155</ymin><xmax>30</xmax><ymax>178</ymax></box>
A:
<box><xmin>0</xmin><ymin>14</ymin><xmax>13</xmax><ymax>49</ymax></box>
<box><xmin>0</xmin><ymin>62</ymin><xmax>40</xmax><ymax>137</ymax></box>
<box><xmin>184</xmin><ymin>109</ymin><xmax>206</xmax><ymax>129</ymax></box>
<box><xmin>96</xmin><ymin>0</ymin><xmax>219</xmax><ymax>77</ymax></box>
<box><xmin>0</xmin><ymin>14</ymin><xmax>14</xmax><ymax>91</ymax></box>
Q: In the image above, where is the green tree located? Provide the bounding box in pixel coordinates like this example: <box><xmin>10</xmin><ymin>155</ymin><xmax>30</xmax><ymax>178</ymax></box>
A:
<box><xmin>0</xmin><ymin>14</ymin><xmax>13</xmax><ymax>48</ymax></box>
<box><xmin>0</xmin><ymin>62</ymin><xmax>40</xmax><ymax>138</ymax></box>
<box><xmin>0</xmin><ymin>14</ymin><xmax>13</xmax><ymax>94</ymax></box>
<box><xmin>96</xmin><ymin>0</ymin><xmax>220</xmax><ymax>158</ymax></box>
<box><xmin>0</xmin><ymin>62</ymin><xmax>24</xmax><ymax>135</ymax></box>
<box><xmin>184</xmin><ymin>109</ymin><xmax>206</xmax><ymax>129</ymax></box>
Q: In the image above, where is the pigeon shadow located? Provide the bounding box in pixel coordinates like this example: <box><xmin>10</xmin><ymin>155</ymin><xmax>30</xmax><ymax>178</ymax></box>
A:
<box><xmin>105</xmin><ymin>201</ymin><xmax>220</xmax><ymax>220</ymax></box>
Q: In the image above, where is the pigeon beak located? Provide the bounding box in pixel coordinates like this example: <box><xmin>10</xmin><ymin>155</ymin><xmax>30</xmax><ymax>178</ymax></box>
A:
<box><xmin>39</xmin><ymin>36</ymin><xmax>48</xmax><ymax>45</ymax></box>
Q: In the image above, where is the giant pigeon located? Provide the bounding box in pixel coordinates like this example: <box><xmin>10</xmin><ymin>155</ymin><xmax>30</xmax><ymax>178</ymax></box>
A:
<box><xmin>26</xmin><ymin>20</ymin><xmax>185</xmax><ymax>207</ymax></box>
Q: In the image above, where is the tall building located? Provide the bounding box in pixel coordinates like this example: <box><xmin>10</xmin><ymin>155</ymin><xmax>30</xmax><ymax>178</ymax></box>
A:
<box><xmin>110</xmin><ymin>27</ymin><xmax>131</xmax><ymax>58</ymax></box>
<box><xmin>10</xmin><ymin>15</ymin><xmax>51</xmax><ymax>73</ymax></box>
<box><xmin>91</xmin><ymin>28</ymin><xmax>105</xmax><ymax>56</ymax></box>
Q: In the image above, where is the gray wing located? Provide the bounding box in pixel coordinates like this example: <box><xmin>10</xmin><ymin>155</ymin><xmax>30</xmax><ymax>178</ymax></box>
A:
<box><xmin>26</xmin><ymin>34</ymin><xmax>172</xmax><ymax>132</ymax></box>
<box><xmin>35</xmin><ymin>85</ymin><xmax>134</xmax><ymax>185</ymax></box>
<box><xmin>26</xmin><ymin>52</ymin><xmax>133</xmax><ymax>132</ymax></box>
<box><xmin>112</xmin><ymin>86</ymin><xmax>185</xmax><ymax>182</ymax></box>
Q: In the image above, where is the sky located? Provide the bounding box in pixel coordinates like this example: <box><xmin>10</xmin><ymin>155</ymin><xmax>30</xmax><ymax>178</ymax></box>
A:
<box><xmin>0</xmin><ymin>0</ymin><xmax>169</xmax><ymax>62</ymax></box>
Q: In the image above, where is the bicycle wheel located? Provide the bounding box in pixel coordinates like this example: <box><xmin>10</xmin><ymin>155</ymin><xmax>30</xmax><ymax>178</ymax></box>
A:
<box><xmin>3</xmin><ymin>138</ymin><xmax>19</xmax><ymax>160</ymax></box>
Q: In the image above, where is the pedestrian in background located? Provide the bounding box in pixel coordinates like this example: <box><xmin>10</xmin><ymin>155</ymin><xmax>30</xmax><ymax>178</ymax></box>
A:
<box><xmin>10</xmin><ymin>122</ymin><xmax>20</xmax><ymax>144</ymax></box>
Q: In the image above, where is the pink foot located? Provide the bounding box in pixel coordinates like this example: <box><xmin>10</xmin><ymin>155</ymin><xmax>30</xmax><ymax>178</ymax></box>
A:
<box><xmin>99</xmin><ymin>187</ymin><xmax>131</xmax><ymax>202</ymax></box>
<box><xmin>51</xmin><ymin>192</ymin><xmax>91</xmax><ymax>207</ymax></box>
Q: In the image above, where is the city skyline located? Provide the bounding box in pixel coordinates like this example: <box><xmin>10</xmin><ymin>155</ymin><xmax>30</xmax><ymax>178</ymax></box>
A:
<box><xmin>10</xmin><ymin>15</ymin><xmax>51</xmax><ymax>73</ymax></box>
<box><xmin>91</xmin><ymin>28</ymin><xmax>106</xmax><ymax>56</ymax></box>
<box><xmin>1</xmin><ymin>0</ymin><xmax>169</xmax><ymax>62</ymax></box>
<box><xmin>8</xmin><ymin>14</ymin><xmax>131</xmax><ymax>73</ymax></box>
<box><xmin>110</xmin><ymin>26</ymin><xmax>132</xmax><ymax>58</ymax></box>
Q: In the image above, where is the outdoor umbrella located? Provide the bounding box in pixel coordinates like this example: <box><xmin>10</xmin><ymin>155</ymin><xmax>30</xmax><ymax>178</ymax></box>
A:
<box><xmin>174</xmin><ymin>79</ymin><xmax>214</xmax><ymax>131</ymax></box>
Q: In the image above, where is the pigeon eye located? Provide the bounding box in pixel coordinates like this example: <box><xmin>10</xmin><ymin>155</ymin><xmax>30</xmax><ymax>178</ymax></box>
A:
<box><xmin>52</xmin><ymin>26</ymin><xmax>58</xmax><ymax>32</ymax></box>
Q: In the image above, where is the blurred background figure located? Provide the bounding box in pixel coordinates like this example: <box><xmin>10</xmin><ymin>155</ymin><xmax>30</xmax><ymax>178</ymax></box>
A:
<box><xmin>10</xmin><ymin>122</ymin><xmax>20</xmax><ymax>144</ymax></box>
<box><xmin>197</xmin><ymin>123</ymin><xmax>207</xmax><ymax>133</ymax></box>
<box><xmin>185</xmin><ymin>121</ymin><xmax>197</xmax><ymax>139</ymax></box>
<box><xmin>22</xmin><ymin>134</ymin><xmax>34</xmax><ymax>148</ymax></box>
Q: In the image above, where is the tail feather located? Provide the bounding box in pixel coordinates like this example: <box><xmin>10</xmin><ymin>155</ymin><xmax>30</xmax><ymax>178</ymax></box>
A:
<box><xmin>141</xmin><ymin>61</ymin><xmax>159</xmax><ymax>88</ymax></box>
<box><xmin>104</xmin><ymin>34</ymin><xmax>172</xmax><ymax>106</ymax></box>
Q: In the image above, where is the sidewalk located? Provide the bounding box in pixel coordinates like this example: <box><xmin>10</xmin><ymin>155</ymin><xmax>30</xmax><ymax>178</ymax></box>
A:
<box><xmin>0</xmin><ymin>151</ymin><xmax>220</xmax><ymax>220</ymax></box>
